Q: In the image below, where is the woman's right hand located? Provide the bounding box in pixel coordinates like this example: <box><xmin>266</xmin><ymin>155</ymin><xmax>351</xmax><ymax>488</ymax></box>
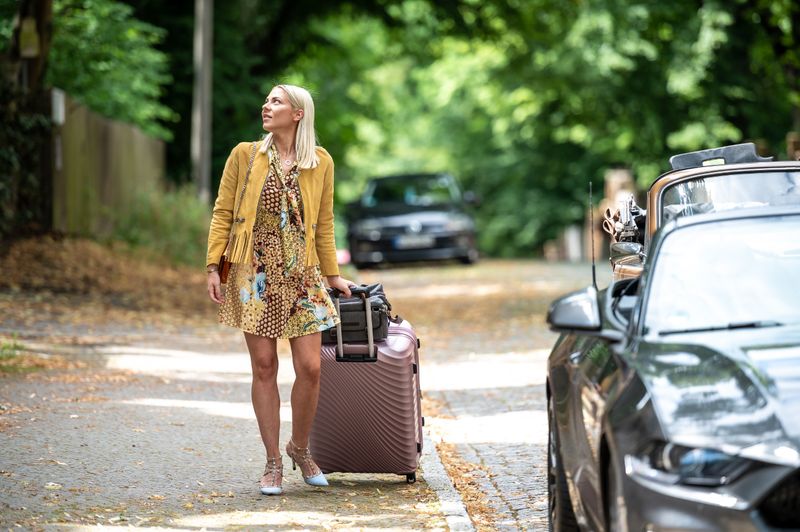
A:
<box><xmin>207</xmin><ymin>271</ymin><xmax>225</xmax><ymax>304</ymax></box>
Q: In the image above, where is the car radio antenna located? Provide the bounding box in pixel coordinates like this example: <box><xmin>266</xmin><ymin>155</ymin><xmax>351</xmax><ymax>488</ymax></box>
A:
<box><xmin>590</xmin><ymin>180</ymin><xmax>597</xmax><ymax>289</ymax></box>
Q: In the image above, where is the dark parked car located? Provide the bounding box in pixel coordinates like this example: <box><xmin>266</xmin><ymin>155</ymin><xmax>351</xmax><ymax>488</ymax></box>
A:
<box><xmin>547</xmin><ymin>205</ymin><xmax>800</xmax><ymax>531</ymax></box>
<box><xmin>345</xmin><ymin>173</ymin><xmax>479</xmax><ymax>268</ymax></box>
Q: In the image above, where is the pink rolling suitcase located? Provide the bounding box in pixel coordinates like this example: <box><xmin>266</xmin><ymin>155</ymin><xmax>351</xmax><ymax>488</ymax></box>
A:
<box><xmin>309</xmin><ymin>287</ymin><xmax>423</xmax><ymax>483</ymax></box>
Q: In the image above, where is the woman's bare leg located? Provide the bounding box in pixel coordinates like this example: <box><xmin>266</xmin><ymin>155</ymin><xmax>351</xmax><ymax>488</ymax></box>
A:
<box><xmin>287</xmin><ymin>332</ymin><xmax>322</xmax><ymax>447</ymax></box>
<box><xmin>244</xmin><ymin>332</ymin><xmax>281</xmax><ymax>458</ymax></box>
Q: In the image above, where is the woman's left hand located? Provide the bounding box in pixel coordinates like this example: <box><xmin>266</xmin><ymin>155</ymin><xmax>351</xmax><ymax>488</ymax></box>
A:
<box><xmin>327</xmin><ymin>275</ymin><xmax>355</xmax><ymax>298</ymax></box>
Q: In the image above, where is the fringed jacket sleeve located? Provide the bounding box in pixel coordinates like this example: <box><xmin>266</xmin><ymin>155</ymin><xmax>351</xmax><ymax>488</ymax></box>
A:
<box><xmin>205</xmin><ymin>143</ymin><xmax>244</xmax><ymax>267</ymax></box>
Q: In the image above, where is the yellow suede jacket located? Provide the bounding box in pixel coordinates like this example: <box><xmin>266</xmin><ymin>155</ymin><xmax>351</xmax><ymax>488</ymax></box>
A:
<box><xmin>206</xmin><ymin>141</ymin><xmax>340</xmax><ymax>277</ymax></box>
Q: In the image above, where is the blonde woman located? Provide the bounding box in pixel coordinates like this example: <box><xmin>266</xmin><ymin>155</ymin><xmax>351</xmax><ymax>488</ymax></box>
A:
<box><xmin>206</xmin><ymin>84</ymin><xmax>353</xmax><ymax>495</ymax></box>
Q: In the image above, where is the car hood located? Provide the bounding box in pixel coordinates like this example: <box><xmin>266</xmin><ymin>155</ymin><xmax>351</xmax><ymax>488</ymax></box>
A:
<box><xmin>354</xmin><ymin>204</ymin><xmax>464</xmax><ymax>220</ymax></box>
<box><xmin>631</xmin><ymin>324</ymin><xmax>800</xmax><ymax>466</ymax></box>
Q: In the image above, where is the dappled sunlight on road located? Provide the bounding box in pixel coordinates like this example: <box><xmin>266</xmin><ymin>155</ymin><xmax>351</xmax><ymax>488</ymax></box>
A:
<box><xmin>101</xmin><ymin>345</ymin><xmax>297</xmax><ymax>385</ymax></box>
<box><xmin>121</xmin><ymin>397</ymin><xmax>293</xmax><ymax>422</ymax></box>
<box><xmin>386</xmin><ymin>278</ymin><xmax>586</xmax><ymax>300</ymax></box>
<box><xmin>432</xmin><ymin>410</ymin><xmax>548</xmax><ymax>445</ymax></box>
<box><xmin>421</xmin><ymin>350</ymin><xmax>549</xmax><ymax>391</ymax></box>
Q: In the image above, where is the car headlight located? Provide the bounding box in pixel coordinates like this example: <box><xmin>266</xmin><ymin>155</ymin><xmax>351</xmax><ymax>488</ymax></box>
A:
<box><xmin>444</xmin><ymin>216</ymin><xmax>473</xmax><ymax>232</ymax></box>
<box><xmin>352</xmin><ymin>219</ymin><xmax>382</xmax><ymax>235</ymax></box>
<box><xmin>631</xmin><ymin>442</ymin><xmax>753</xmax><ymax>487</ymax></box>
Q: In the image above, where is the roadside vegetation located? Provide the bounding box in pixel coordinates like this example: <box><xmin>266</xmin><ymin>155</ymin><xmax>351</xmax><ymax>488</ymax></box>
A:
<box><xmin>110</xmin><ymin>185</ymin><xmax>210</xmax><ymax>268</ymax></box>
<box><xmin>0</xmin><ymin>337</ymin><xmax>25</xmax><ymax>373</ymax></box>
<box><xmin>5</xmin><ymin>0</ymin><xmax>796</xmax><ymax>258</ymax></box>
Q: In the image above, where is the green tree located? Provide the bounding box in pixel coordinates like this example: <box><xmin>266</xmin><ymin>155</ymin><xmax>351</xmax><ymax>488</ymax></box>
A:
<box><xmin>0</xmin><ymin>1</ymin><xmax>15</xmax><ymax>51</ymax></box>
<box><xmin>120</xmin><ymin>0</ymin><xmax>483</xmax><ymax>185</ymax></box>
<box><xmin>280</xmin><ymin>0</ymin><xmax>800</xmax><ymax>256</ymax></box>
<box><xmin>48</xmin><ymin>0</ymin><xmax>177</xmax><ymax>139</ymax></box>
<box><xmin>32</xmin><ymin>0</ymin><xmax>799</xmax><ymax>256</ymax></box>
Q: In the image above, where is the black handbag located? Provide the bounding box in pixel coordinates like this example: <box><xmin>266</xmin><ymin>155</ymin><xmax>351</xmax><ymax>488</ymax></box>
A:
<box><xmin>322</xmin><ymin>283</ymin><xmax>391</xmax><ymax>348</ymax></box>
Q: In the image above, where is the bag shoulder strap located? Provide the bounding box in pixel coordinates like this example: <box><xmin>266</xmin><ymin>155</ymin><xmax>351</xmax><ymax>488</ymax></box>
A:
<box><xmin>231</xmin><ymin>141</ymin><xmax>258</xmax><ymax>223</ymax></box>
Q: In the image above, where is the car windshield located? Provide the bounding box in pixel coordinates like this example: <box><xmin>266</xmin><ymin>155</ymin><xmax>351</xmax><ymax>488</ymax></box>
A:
<box><xmin>362</xmin><ymin>175</ymin><xmax>460</xmax><ymax>207</ymax></box>
<box><xmin>644</xmin><ymin>215</ymin><xmax>800</xmax><ymax>336</ymax></box>
<box><xmin>660</xmin><ymin>171</ymin><xmax>800</xmax><ymax>225</ymax></box>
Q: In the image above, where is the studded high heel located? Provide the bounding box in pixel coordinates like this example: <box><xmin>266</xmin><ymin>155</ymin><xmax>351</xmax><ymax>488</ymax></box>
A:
<box><xmin>259</xmin><ymin>456</ymin><xmax>283</xmax><ymax>495</ymax></box>
<box><xmin>285</xmin><ymin>439</ymin><xmax>328</xmax><ymax>487</ymax></box>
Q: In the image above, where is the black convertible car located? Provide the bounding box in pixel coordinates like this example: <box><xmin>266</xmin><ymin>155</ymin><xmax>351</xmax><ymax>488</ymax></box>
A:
<box><xmin>547</xmin><ymin>206</ymin><xmax>800</xmax><ymax>531</ymax></box>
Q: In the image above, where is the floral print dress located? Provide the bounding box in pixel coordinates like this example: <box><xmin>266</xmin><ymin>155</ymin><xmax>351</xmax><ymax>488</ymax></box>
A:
<box><xmin>218</xmin><ymin>145</ymin><xmax>338</xmax><ymax>338</ymax></box>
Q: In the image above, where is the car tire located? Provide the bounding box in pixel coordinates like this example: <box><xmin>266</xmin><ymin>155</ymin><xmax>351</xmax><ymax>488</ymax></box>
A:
<box><xmin>459</xmin><ymin>248</ymin><xmax>479</xmax><ymax>265</ymax></box>
<box><xmin>548</xmin><ymin>397</ymin><xmax>579</xmax><ymax>532</ymax></box>
<box><xmin>606</xmin><ymin>452</ymin><xmax>628</xmax><ymax>532</ymax></box>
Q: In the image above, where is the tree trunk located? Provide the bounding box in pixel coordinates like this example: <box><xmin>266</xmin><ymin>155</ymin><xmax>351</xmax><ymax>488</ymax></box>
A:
<box><xmin>0</xmin><ymin>0</ymin><xmax>54</xmax><ymax>239</ymax></box>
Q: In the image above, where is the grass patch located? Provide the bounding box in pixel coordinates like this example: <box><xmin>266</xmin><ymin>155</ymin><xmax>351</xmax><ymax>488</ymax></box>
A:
<box><xmin>0</xmin><ymin>337</ymin><xmax>34</xmax><ymax>374</ymax></box>
<box><xmin>0</xmin><ymin>336</ymin><xmax>87</xmax><ymax>375</ymax></box>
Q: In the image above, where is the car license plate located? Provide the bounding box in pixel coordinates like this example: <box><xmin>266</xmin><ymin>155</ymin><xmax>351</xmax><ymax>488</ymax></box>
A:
<box><xmin>394</xmin><ymin>234</ymin><xmax>435</xmax><ymax>249</ymax></box>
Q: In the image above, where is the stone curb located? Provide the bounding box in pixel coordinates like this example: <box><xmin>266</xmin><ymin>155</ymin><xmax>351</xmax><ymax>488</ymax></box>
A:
<box><xmin>421</xmin><ymin>430</ymin><xmax>475</xmax><ymax>531</ymax></box>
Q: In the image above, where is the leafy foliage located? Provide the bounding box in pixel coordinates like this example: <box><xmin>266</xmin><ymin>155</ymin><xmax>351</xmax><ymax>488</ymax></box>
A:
<box><xmin>38</xmin><ymin>0</ymin><xmax>800</xmax><ymax>256</ymax></box>
<box><xmin>110</xmin><ymin>185</ymin><xmax>210</xmax><ymax>267</ymax></box>
<box><xmin>279</xmin><ymin>0</ymin><xmax>800</xmax><ymax>255</ymax></box>
<box><xmin>47</xmin><ymin>0</ymin><xmax>177</xmax><ymax>140</ymax></box>
<box><xmin>0</xmin><ymin>0</ymin><xmax>16</xmax><ymax>52</ymax></box>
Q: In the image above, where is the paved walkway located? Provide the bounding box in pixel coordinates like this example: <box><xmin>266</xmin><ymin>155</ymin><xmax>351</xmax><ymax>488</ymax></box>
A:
<box><xmin>359</xmin><ymin>260</ymin><xmax>610</xmax><ymax>531</ymax></box>
<box><xmin>0</xmin><ymin>330</ymin><xmax>460</xmax><ymax>530</ymax></box>
<box><xmin>424</xmin><ymin>350</ymin><xmax>551</xmax><ymax>530</ymax></box>
<box><xmin>1</xmin><ymin>259</ymin><xmax>607</xmax><ymax>531</ymax></box>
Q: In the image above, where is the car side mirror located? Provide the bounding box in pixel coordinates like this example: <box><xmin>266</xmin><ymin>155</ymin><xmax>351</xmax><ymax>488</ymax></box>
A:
<box><xmin>547</xmin><ymin>286</ymin><xmax>624</xmax><ymax>342</ymax></box>
<box><xmin>547</xmin><ymin>286</ymin><xmax>602</xmax><ymax>331</ymax></box>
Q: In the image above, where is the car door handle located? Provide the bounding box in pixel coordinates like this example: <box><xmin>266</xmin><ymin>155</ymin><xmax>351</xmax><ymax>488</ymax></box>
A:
<box><xmin>568</xmin><ymin>351</ymin><xmax>583</xmax><ymax>365</ymax></box>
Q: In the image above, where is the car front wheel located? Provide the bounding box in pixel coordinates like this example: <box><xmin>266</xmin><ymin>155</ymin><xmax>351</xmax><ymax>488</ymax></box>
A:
<box><xmin>548</xmin><ymin>397</ymin><xmax>578</xmax><ymax>532</ymax></box>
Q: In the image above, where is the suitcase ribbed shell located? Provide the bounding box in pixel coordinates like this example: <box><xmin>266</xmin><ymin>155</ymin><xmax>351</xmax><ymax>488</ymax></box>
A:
<box><xmin>310</xmin><ymin>320</ymin><xmax>422</xmax><ymax>475</ymax></box>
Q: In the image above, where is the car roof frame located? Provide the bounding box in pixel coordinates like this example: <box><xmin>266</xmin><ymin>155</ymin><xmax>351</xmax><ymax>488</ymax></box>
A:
<box><xmin>644</xmin><ymin>161</ymin><xmax>800</xmax><ymax>247</ymax></box>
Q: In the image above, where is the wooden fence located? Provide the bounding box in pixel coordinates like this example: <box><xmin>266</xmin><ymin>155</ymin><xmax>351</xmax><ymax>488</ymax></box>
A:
<box><xmin>51</xmin><ymin>90</ymin><xmax>164</xmax><ymax>237</ymax></box>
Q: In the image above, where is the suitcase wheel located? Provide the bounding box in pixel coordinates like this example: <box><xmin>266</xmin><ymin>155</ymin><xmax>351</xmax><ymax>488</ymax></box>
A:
<box><xmin>406</xmin><ymin>472</ymin><xmax>416</xmax><ymax>484</ymax></box>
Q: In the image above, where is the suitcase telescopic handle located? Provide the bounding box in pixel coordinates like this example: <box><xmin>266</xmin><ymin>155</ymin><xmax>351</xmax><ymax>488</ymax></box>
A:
<box><xmin>364</xmin><ymin>292</ymin><xmax>374</xmax><ymax>353</ymax></box>
<box><xmin>332</xmin><ymin>292</ymin><xmax>377</xmax><ymax>362</ymax></box>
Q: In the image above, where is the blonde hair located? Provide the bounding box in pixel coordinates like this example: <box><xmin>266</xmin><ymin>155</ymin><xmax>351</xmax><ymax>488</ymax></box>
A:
<box><xmin>259</xmin><ymin>84</ymin><xmax>319</xmax><ymax>169</ymax></box>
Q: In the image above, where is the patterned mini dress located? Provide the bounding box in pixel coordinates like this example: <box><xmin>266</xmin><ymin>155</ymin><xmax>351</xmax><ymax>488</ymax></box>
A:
<box><xmin>218</xmin><ymin>145</ymin><xmax>339</xmax><ymax>338</ymax></box>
